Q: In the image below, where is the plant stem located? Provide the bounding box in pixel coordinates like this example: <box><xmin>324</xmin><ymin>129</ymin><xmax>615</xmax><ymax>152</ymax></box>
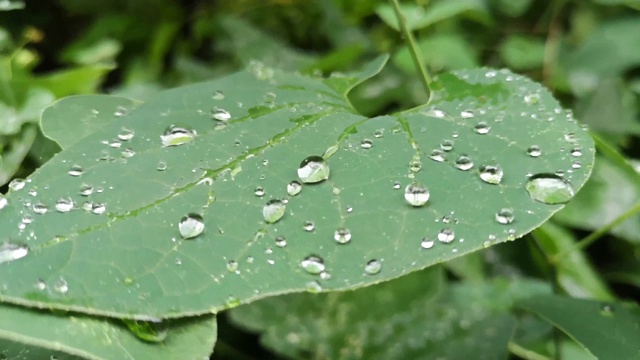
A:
<box><xmin>389</xmin><ymin>0</ymin><xmax>432</xmax><ymax>100</ymax></box>
<box><xmin>508</xmin><ymin>341</ymin><xmax>552</xmax><ymax>360</ymax></box>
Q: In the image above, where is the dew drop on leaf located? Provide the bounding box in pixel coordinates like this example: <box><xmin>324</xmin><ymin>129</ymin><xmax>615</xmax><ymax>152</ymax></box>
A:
<box><xmin>525</xmin><ymin>174</ymin><xmax>575</xmax><ymax>205</ymax></box>
<box><xmin>0</xmin><ymin>194</ymin><xmax>7</xmax><ymax>210</ymax></box>
<box><xmin>333</xmin><ymin>227</ymin><xmax>352</xmax><ymax>244</ymax></box>
<box><xmin>55</xmin><ymin>198</ymin><xmax>74</xmax><ymax>213</ymax></box>
<box><xmin>437</xmin><ymin>228</ymin><xmax>455</xmax><ymax>243</ymax></box>
<box><xmin>373</xmin><ymin>129</ymin><xmax>384</xmax><ymax>138</ymax></box>
<box><xmin>305</xmin><ymin>280</ymin><xmax>322</xmax><ymax>293</ymax></box>
<box><xmin>118</xmin><ymin>128</ymin><xmax>135</xmax><ymax>141</ymax></box>
<box><xmin>54</xmin><ymin>277</ymin><xmax>69</xmax><ymax>294</ymax></box>
<box><xmin>275</xmin><ymin>236</ymin><xmax>287</xmax><ymax>248</ymax></box>
<box><xmin>524</xmin><ymin>94</ymin><xmax>540</xmax><ymax>105</ymax></box>
<box><xmin>297</xmin><ymin>156</ymin><xmax>330</xmax><ymax>184</ymax></box>
<box><xmin>527</xmin><ymin>145</ymin><xmax>542</xmax><ymax>157</ymax></box>
<box><xmin>212</xmin><ymin>90</ymin><xmax>225</xmax><ymax>100</ymax></box>
<box><xmin>364</xmin><ymin>259</ymin><xmax>382</xmax><ymax>275</ymax></box>
<box><xmin>121</xmin><ymin>148</ymin><xmax>136</xmax><ymax>158</ymax></box>
<box><xmin>179</xmin><ymin>213</ymin><xmax>205</xmax><ymax>239</ymax></box>
<box><xmin>287</xmin><ymin>180</ymin><xmax>302</xmax><ymax>196</ymax></box>
<box><xmin>460</xmin><ymin>110</ymin><xmax>475</xmax><ymax>119</ymax></box>
<box><xmin>440</xmin><ymin>140</ymin><xmax>454</xmax><ymax>151</ymax></box>
<box><xmin>421</xmin><ymin>238</ymin><xmax>434</xmax><ymax>249</ymax></box>
<box><xmin>161</xmin><ymin>125</ymin><xmax>196</xmax><ymax>147</ymax></box>
<box><xmin>263</xmin><ymin>199</ymin><xmax>286</xmax><ymax>224</ymax></box>
<box><xmin>301</xmin><ymin>255</ymin><xmax>325</xmax><ymax>274</ymax></box>
<box><xmin>571</xmin><ymin>148</ymin><xmax>582</xmax><ymax>157</ymax></box>
<box><xmin>254</xmin><ymin>186</ymin><xmax>265</xmax><ymax>197</ymax></box>
<box><xmin>33</xmin><ymin>203</ymin><xmax>48</xmax><ymax>215</ymax></box>
<box><xmin>0</xmin><ymin>242</ymin><xmax>29</xmax><ymax>264</ymax></box>
<box><xmin>404</xmin><ymin>183</ymin><xmax>430</xmax><ymax>207</ymax></box>
<box><xmin>409</xmin><ymin>159</ymin><xmax>422</xmax><ymax>172</ymax></box>
<box><xmin>157</xmin><ymin>161</ymin><xmax>168</xmax><ymax>171</ymax></box>
<box><xmin>8</xmin><ymin>178</ymin><xmax>26</xmax><ymax>191</ymax></box>
<box><xmin>360</xmin><ymin>139</ymin><xmax>373</xmax><ymax>149</ymax></box>
<box><xmin>79</xmin><ymin>184</ymin><xmax>94</xmax><ymax>196</ymax></box>
<box><xmin>211</xmin><ymin>108</ymin><xmax>231</xmax><ymax>122</ymax></box>
<box><xmin>454</xmin><ymin>154</ymin><xmax>474</xmax><ymax>171</ymax></box>
<box><xmin>473</xmin><ymin>122</ymin><xmax>490</xmax><ymax>134</ymax></box>
<box><xmin>393</xmin><ymin>182</ymin><xmax>401</xmax><ymax>190</ymax></box>
<box><xmin>495</xmin><ymin>208</ymin><xmax>515</xmax><ymax>224</ymax></box>
<box><xmin>34</xmin><ymin>279</ymin><xmax>46</xmax><ymax>291</ymax></box>
<box><xmin>91</xmin><ymin>203</ymin><xmax>106</xmax><ymax>215</ymax></box>
<box><xmin>479</xmin><ymin>165</ymin><xmax>503</xmax><ymax>184</ymax></box>
<box><xmin>303</xmin><ymin>221</ymin><xmax>315</xmax><ymax>232</ymax></box>
<box><xmin>68</xmin><ymin>165</ymin><xmax>84</xmax><ymax>177</ymax></box>
<box><xmin>429</xmin><ymin>149</ymin><xmax>445</xmax><ymax>162</ymax></box>
<box><xmin>226</xmin><ymin>260</ymin><xmax>238</xmax><ymax>273</ymax></box>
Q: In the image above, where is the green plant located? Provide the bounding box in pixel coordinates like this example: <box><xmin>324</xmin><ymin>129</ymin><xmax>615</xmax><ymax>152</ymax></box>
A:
<box><xmin>1</xmin><ymin>1</ymin><xmax>640</xmax><ymax>359</ymax></box>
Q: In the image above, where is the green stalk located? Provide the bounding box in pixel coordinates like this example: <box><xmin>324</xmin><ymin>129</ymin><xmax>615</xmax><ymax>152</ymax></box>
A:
<box><xmin>390</xmin><ymin>0</ymin><xmax>432</xmax><ymax>100</ymax></box>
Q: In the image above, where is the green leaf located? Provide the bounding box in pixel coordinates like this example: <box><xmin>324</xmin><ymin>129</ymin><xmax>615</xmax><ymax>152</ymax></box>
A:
<box><xmin>519</xmin><ymin>295</ymin><xmax>640</xmax><ymax>360</ymax></box>
<box><xmin>0</xmin><ymin>303</ymin><xmax>217</xmax><ymax>360</ymax></box>
<box><xmin>0</xmin><ymin>59</ymin><xmax>594</xmax><ymax>320</ymax></box>
<box><xmin>230</xmin><ymin>272</ymin><xmax>548</xmax><ymax>360</ymax></box>
<box><xmin>499</xmin><ymin>35</ymin><xmax>546</xmax><ymax>71</ymax></box>
<box><xmin>41</xmin><ymin>95</ymin><xmax>142</xmax><ymax>149</ymax></box>
<box><xmin>392</xmin><ymin>34</ymin><xmax>479</xmax><ymax>73</ymax></box>
<box><xmin>0</xmin><ymin>124</ymin><xmax>37</xmax><ymax>186</ymax></box>
<box><xmin>376</xmin><ymin>0</ymin><xmax>491</xmax><ymax>31</ymax></box>
<box><xmin>575</xmin><ymin>78</ymin><xmax>640</xmax><ymax>136</ymax></box>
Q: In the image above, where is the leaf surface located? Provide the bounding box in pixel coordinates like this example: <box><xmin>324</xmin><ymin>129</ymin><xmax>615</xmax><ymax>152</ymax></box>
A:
<box><xmin>0</xmin><ymin>57</ymin><xmax>594</xmax><ymax>319</ymax></box>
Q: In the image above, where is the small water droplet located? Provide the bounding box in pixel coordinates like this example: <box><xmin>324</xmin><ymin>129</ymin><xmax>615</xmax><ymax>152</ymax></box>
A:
<box><xmin>179</xmin><ymin>213</ymin><xmax>205</xmax><ymax>239</ymax></box>
<box><xmin>479</xmin><ymin>165</ymin><xmax>503</xmax><ymax>184</ymax></box>
<box><xmin>332</xmin><ymin>186</ymin><xmax>341</xmax><ymax>195</ymax></box>
<box><xmin>430</xmin><ymin>149</ymin><xmax>445</xmax><ymax>162</ymax></box>
<box><xmin>474</xmin><ymin>122</ymin><xmax>490</xmax><ymax>134</ymax></box>
<box><xmin>495</xmin><ymin>208</ymin><xmax>515</xmax><ymax>224</ymax></box>
<box><xmin>485</xmin><ymin>70</ymin><xmax>497</xmax><ymax>78</ymax></box>
<box><xmin>438</xmin><ymin>228</ymin><xmax>455</xmax><ymax>243</ymax></box>
<box><xmin>79</xmin><ymin>184</ymin><xmax>94</xmax><ymax>196</ymax></box>
<box><xmin>320</xmin><ymin>271</ymin><xmax>331</xmax><ymax>280</ymax></box>
<box><xmin>226</xmin><ymin>260</ymin><xmax>238</xmax><ymax>272</ymax></box>
<box><xmin>303</xmin><ymin>221</ymin><xmax>315</xmax><ymax>232</ymax></box>
<box><xmin>524</xmin><ymin>94</ymin><xmax>540</xmax><ymax>105</ymax></box>
<box><xmin>373</xmin><ymin>129</ymin><xmax>384</xmax><ymax>138</ymax></box>
<box><xmin>360</xmin><ymin>139</ymin><xmax>373</xmax><ymax>149</ymax></box>
<box><xmin>263</xmin><ymin>199</ymin><xmax>286</xmax><ymax>224</ymax></box>
<box><xmin>118</xmin><ymin>128</ymin><xmax>135</xmax><ymax>141</ymax></box>
<box><xmin>175</xmin><ymin>258</ymin><xmax>182</xmax><ymax>266</ymax></box>
<box><xmin>527</xmin><ymin>145</ymin><xmax>542</xmax><ymax>157</ymax></box>
<box><xmin>0</xmin><ymin>194</ymin><xmax>7</xmax><ymax>210</ymax></box>
<box><xmin>440</xmin><ymin>140</ymin><xmax>454</xmax><ymax>152</ymax></box>
<box><xmin>409</xmin><ymin>159</ymin><xmax>422</xmax><ymax>172</ymax></box>
<box><xmin>0</xmin><ymin>242</ymin><xmax>29</xmax><ymax>264</ymax></box>
<box><xmin>571</xmin><ymin>148</ymin><xmax>582</xmax><ymax>157</ymax></box>
<box><xmin>287</xmin><ymin>181</ymin><xmax>302</xmax><ymax>196</ymax></box>
<box><xmin>600</xmin><ymin>303</ymin><xmax>615</xmax><ymax>317</ymax></box>
<box><xmin>454</xmin><ymin>154</ymin><xmax>473</xmax><ymax>171</ymax></box>
<box><xmin>55</xmin><ymin>198</ymin><xmax>74</xmax><ymax>213</ymax></box>
<box><xmin>161</xmin><ymin>125</ymin><xmax>196</xmax><ymax>147</ymax></box>
<box><xmin>301</xmin><ymin>255</ymin><xmax>325</xmax><ymax>274</ymax></box>
<box><xmin>275</xmin><ymin>236</ymin><xmax>287</xmax><ymax>248</ymax></box>
<box><xmin>54</xmin><ymin>277</ymin><xmax>68</xmax><ymax>294</ymax></box>
<box><xmin>564</xmin><ymin>132</ymin><xmax>576</xmax><ymax>143</ymax></box>
<box><xmin>393</xmin><ymin>182</ymin><xmax>401</xmax><ymax>190</ymax></box>
<box><xmin>460</xmin><ymin>110</ymin><xmax>475</xmax><ymax>119</ymax></box>
<box><xmin>91</xmin><ymin>203</ymin><xmax>106</xmax><ymax>215</ymax></box>
<box><xmin>333</xmin><ymin>227</ymin><xmax>352</xmax><ymax>244</ymax></box>
<box><xmin>212</xmin><ymin>90</ymin><xmax>225</xmax><ymax>100</ymax></box>
<box><xmin>364</xmin><ymin>259</ymin><xmax>382</xmax><ymax>275</ymax></box>
<box><xmin>572</xmin><ymin>161</ymin><xmax>582</xmax><ymax>169</ymax></box>
<box><xmin>121</xmin><ymin>148</ymin><xmax>136</xmax><ymax>158</ymax></box>
<box><xmin>525</xmin><ymin>174</ymin><xmax>575</xmax><ymax>204</ymax></box>
<box><xmin>33</xmin><ymin>203</ymin><xmax>48</xmax><ymax>215</ymax></box>
<box><xmin>421</xmin><ymin>238</ymin><xmax>434</xmax><ymax>249</ymax></box>
<box><xmin>157</xmin><ymin>161</ymin><xmax>168</xmax><ymax>171</ymax></box>
<box><xmin>254</xmin><ymin>186</ymin><xmax>265</xmax><ymax>197</ymax></box>
<box><xmin>212</xmin><ymin>108</ymin><xmax>231</xmax><ymax>122</ymax></box>
<box><xmin>109</xmin><ymin>140</ymin><xmax>122</xmax><ymax>148</ymax></box>
<box><xmin>305</xmin><ymin>280</ymin><xmax>322</xmax><ymax>293</ymax></box>
<box><xmin>297</xmin><ymin>156</ymin><xmax>330</xmax><ymax>184</ymax></box>
<box><xmin>404</xmin><ymin>184</ymin><xmax>430</xmax><ymax>207</ymax></box>
<box><xmin>114</xmin><ymin>106</ymin><xmax>127</xmax><ymax>117</ymax></box>
<box><xmin>34</xmin><ymin>279</ymin><xmax>46</xmax><ymax>291</ymax></box>
<box><xmin>68</xmin><ymin>165</ymin><xmax>84</xmax><ymax>177</ymax></box>
<box><xmin>8</xmin><ymin>178</ymin><xmax>26</xmax><ymax>191</ymax></box>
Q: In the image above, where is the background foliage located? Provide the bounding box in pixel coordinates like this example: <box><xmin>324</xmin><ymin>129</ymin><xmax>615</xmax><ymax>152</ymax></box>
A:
<box><xmin>1</xmin><ymin>0</ymin><xmax>639</xmax><ymax>359</ymax></box>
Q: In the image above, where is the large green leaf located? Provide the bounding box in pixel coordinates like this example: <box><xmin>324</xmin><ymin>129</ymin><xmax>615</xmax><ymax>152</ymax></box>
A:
<box><xmin>519</xmin><ymin>295</ymin><xmax>640</xmax><ymax>360</ymax></box>
<box><xmin>0</xmin><ymin>56</ymin><xmax>593</xmax><ymax>320</ymax></box>
<box><xmin>230</xmin><ymin>270</ymin><xmax>549</xmax><ymax>360</ymax></box>
<box><xmin>0</xmin><ymin>303</ymin><xmax>217</xmax><ymax>360</ymax></box>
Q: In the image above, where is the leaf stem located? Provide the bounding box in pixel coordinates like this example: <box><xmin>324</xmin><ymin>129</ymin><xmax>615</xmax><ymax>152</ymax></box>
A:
<box><xmin>389</xmin><ymin>0</ymin><xmax>432</xmax><ymax>100</ymax></box>
<box><xmin>508</xmin><ymin>341</ymin><xmax>552</xmax><ymax>360</ymax></box>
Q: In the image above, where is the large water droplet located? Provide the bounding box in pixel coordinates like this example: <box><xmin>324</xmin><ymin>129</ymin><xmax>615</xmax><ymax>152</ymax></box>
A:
<box><xmin>179</xmin><ymin>213</ymin><xmax>205</xmax><ymax>239</ymax></box>
<box><xmin>263</xmin><ymin>199</ymin><xmax>286</xmax><ymax>224</ymax></box>
<box><xmin>301</xmin><ymin>255</ymin><xmax>325</xmax><ymax>274</ymax></box>
<box><xmin>333</xmin><ymin>227</ymin><xmax>352</xmax><ymax>244</ymax></box>
<box><xmin>404</xmin><ymin>184</ymin><xmax>430</xmax><ymax>207</ymax></box>
<box><xmin>8</xmin><ymin>178</ymin><xmax>26</xmax><ymax>191</ymax></box>
<box><xmin>297</xmin><ymin>156</ymin><xmax>330</xmax><ymax>184</ymax></box>
<box><xmin>527</xmin><ymin>145</ymin><xmax>542</xmax><ymax>157</ymax></box>
<box><xmin>212</xmin><ymin>108</ymin><xmax>231</xmax><ymax>122</ymax></box>
<box><xmin>161</xmin><ymin>125</ymin><xmax>196</xmax><ymax>147</ymax></box>
<box><xmin>454</xmin><ymin>154</ymin><xmax>473</xmax><ymax>171</ymax></box>
<box><xmin>55</xmin><ymin>198</ymin><xmax>74</xmax><ymax>213</ymax></box>
<box><xmin>495</xmin><ymin>208</ymin><xmax>515</xmax><ymax>224</ymax></box>
<box><xmin>438</xmin><ymin>228</ymin><xmax>455</xmax><ymax>243</ymax></box>
<box><xmin>364</xmin><ymin>259</ymin><xmax>382</xmax><ymax>275</ymax></box>
<box><xmin>474</xmin><ymin>122</ymin><xmax>490</xmax><ymax>134</ymax></box>
<box><xmin>287</xmin><ymin>181</ymin><xmax>302</xmax><ymax>196</ymax></box>
<box><xmin>0</xmin><ymin>242</ymin><xmax>29</xmax><ymax>264</ymax></box>
<box><xmin>429</xmin><ymin>149</ymin><xmax>445</xmax><ymax>162</ymax></box>
<box><xmin>479</xmin><ymin>165</ymin><xmax>503</xmax><ymax>184</ymax></box>
<box><xmin>525</xmin><ymin>174</ymin><xmax>575</xmax><ymax>204</ymax></box>
<box><xmin>68</xmin><ymin>165</ymin><xmax>84</xmax><ymax>177</ymax></box>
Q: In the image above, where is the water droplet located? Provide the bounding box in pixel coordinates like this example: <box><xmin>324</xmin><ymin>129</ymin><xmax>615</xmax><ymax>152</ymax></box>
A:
<box><xmin>360</xmin><ymin>139</ymin><xmax>373</xmax><ymax>149</ymax></box>
<box><xmin>440</xmin><ymin>140</ymin><xmax>454</xmax><ymax>152</ymax></box>
<box><xmin>79</xmin><ymin>184</ymin><xmax>94</xmax><ymax>196</ymax></box>
<box><xmin>263</xmin><ymin>199</ymin><xmax>286</xmax><ymax>224</ymax></box>
<box><xmin>33</xmin><ymin>203</ymin><xmax>48</xmax><ymax>215</ymax></box>
<box><xmin>109</xmin><ymin>140</ymin><xmax>122</xmax><ymax>148</ymax></box>
<box><xmin>0</xmin><ymin>242</ymin><xmax>29</xmax><ymax>264</ymax></box>
<box><xmin>485</xmin><ymin>70</ymin><xmax>497</xmax><ymax>78</ymax></box>
<box><xmin>572</xmin><ymin>161</ymin><xmax>582</xmax><ymax>169</ymax></box>
<box><xmin>54</xmin><ymin>277</ymin><xmax>68</xmax><ymax>294</ymax></box>
<box><xmin>527</xmin><ymin>145</ymin><xmax>542</xmax><ymax>157</ymax></box>
<box><xmin>212</xmin><ymin>108</ymin><xmax>231</xmax><ymax>122</ymax></box>
<box><xmin>91</xmin><ymin>203</ymin><xmax>106</xmax><ymax>215</ymax></box>
<box><xmin>306</xmin><ymin>280</ymin><xmax>322</xmax><ymax>293</ymax></box>
<box><xmin>479</xmin><ymin>165</ymin><xmax>503</xmax><ymax>184</ymax></box>
<box><xmin>161</xmin><ymin>125</ymin><xmax>196</xmax><ymax>147</ymax></box>
<box><xmin>287</xmin><ymin>181</ymin><xmax>302</xmax><ymax>196</ymax></box>
<box><xmin>254</xmin><ymin>186</ymin><xmax>265</xmax><ymax>197</ymax></box>
<box><xmin>421</xmin><ymin>238</ymin><xmax>434</xmax><ymax>249</ymax></box>
<box><xmin>409</xmin><ymin>159</ymin><xmax>422</xmax><ymax>172</ymax></box>
<box><xmin>438</xmin><ymin>228</ymin><xmax>455</xmax><ymax>243</ymax></box>
<box><xmin>525</xmin><ymin>174</ymin><xmax>575</xmax><ymax>204</ymax></box>
<box><xmin>332</xmin><ymin>186</ymin><xmax>341</xmax><ymax>195</ymax></box>
<box><xmin>301</xmin><ymin>255</ymin><xmax>325</xmax><ymax>274</ymax></box>
<box><xmin>373</xmin><ymin>129</ymin><xmax>384</xmax><ymax>138</ymax></box>
<box><xmin>124</xmin><ymin>320</ymin><xmax>167</xmax><ymax>342</ymax></box>
<box><xmin>121</xmin><ymin>148</ymin><xmax>136</xmax><ymax>158</ymax></box>
<box><xmin>364</xmin><ymin>259</ymin><xmax>382</xmax><ymax>275</ymax></box>
<box><xmin>571</xmin><ymin>148</ymin><xmax>582</xmax><ymax>157</ymax></box>
<box><xmin>8</xmin><ymin>178</ymin><xmax>26</xmax><ymax>191</ymax></box>
<box><xmin>68</xmin><ymin>165</ymin><xmax>84</xmax><ymax>177</ymax></box>
<box><xmin>34</xmin><ymin>279</ymin><xmax>46</xmax><ymax>291</ymax></box>
<box><xmin>333</xmin><ymin>227</ymin><xmax>352</xmax><ymax>244</ymax></box>
<box><xmin>564</xmin><ymin>132</ymin><xmax>576</xmax><ymax>143</ymax></box>
<box><xmin>393</xmin><ymin>182</ymin><xmax>401</xmax><ymax>190</ymax></box>
<box><xmin>55</xmin><ymin>198</ymin><xmax>74</xmax><ymax>213</ymax></box>
<box><xmin>524</xmin><ymin>94</ymin><xmax>540</xmax><ymax>105</ymax></box>
<box><xmin>28</xmin><ymin>189</ymin><xmax>37</xmax><ymax>196</ymax></box>
<box><xmin>429</xmin><ymin>149</ymin><xmax>445</xmax><ymax>162</ymax></box>
<box><xmin>212</xmin><ymin>90</ymin><xmax>225</xmax><ymax>100</ymax></box>
<box><xmin>454</xmin><ymin>154</ymin><xmax>473</xmax><ymax>171</ymax></box>
<box><xmin>297</xmin><ymin>156</ymin><xmax>330</xmax><ymax>184</ymax></box>
<box><xmin>320</xmin><ymin>271</ymin><xmax>331</xmax><ymax>280</ymax></box>
<box><xmin>118</xmin><ymin>128</ymin><xmax>135</xmax><ymax>141</ymax></box>
<box><xmin>460</xmin><ymin>110</ymin><xmax>475</xmax><ymax>119</ymax></box>
<box><xmin>474</xmin><ymin>122</ymin><xmax>490</xmax><ymax>134</ymax></box>
<box><xmin>179</xmin><ymin>213</ymin><xmax>205</xmax><ymax>239</ymax></box>
<box><xmin>0</xmin><ymin>194</ymin><xmax>7</xmax><ymax>210</ymax></box>
<box><xmin>114</xmin><ymin>106</ymin><xmax>127</xmax><ymax>117</ymax></box>
<box><xmin>157</xmin><ymin>161</ymin><xmax>168</xmax><ymax>171</ymax></box>
<box><xmin>495</xmin><ymin>208</ymin><xmax>515</xmax><ymax>224</ymax></box>
<box><xmin>275</xmin><ymin>236</ymin><xmax>287</xmax><ymax>248</ymax></box>
<box><xmin>303</xmin><ymin>221</ymin><xmax>315</xmax><ymax>232</ymax></box>
<box><xmin>175</xmin><ymin>258</ymin><xmax>182</xmax><ymax>266</ymax></box>
<box><xmin>600</xmin><ymin>303</ymin><xmax>615</xmax><ymax>317</ymax></box>
<box><xmin>404</xmin><ymin>183</ymin><xmax>430</xmax><ymax>207</ymax></box>
<box><xmin>226</xmin><ymin>260</ymin><xmax>238</xmax><ymax>272</ymax></box>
